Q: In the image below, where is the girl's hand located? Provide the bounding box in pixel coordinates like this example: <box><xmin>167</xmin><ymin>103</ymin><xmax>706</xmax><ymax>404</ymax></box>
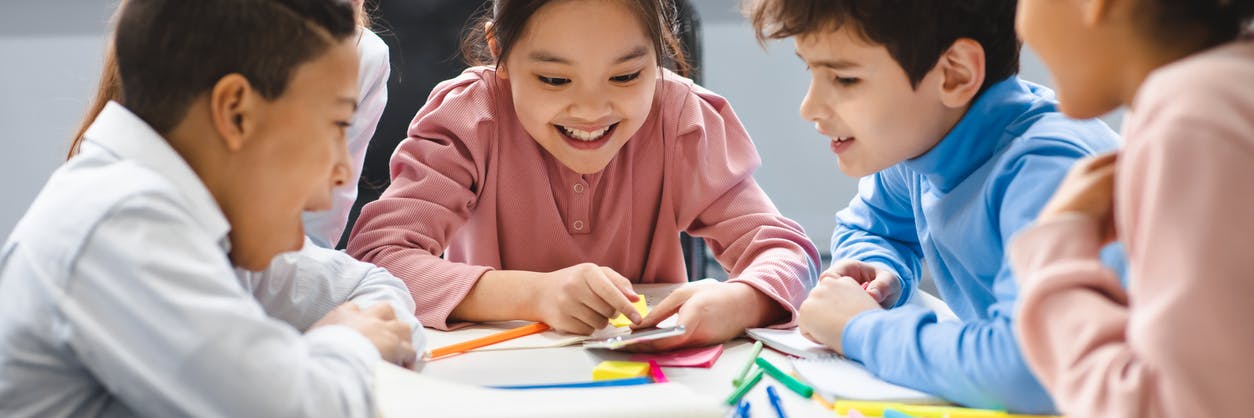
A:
<box><xmin>534</xmin><ymin>263</ymin><xmax>640</xmax><ymax>335</ymax></box>
<box><xmin>1038</xmin><ymin>152</ymin><xmax>1119</xmax><ymax>244</ymax></box>
<box><xmin>624</xmin><ymin>281</ymin><xmax>784</xmax><ymax>352</ymax></box>
<box><xmin>797</xmin><ymin>276</ymin><xmax>882</xmax><ymax>354</ymax></box>
<box><xmin>824</xmin><ymin>259</ymin><xmax>902</xmax><ymax>308</ymax></box>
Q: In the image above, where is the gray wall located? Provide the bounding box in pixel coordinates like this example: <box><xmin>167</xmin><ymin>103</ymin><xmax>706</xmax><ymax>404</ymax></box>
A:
<box><xmin>689</xmin><ymin>0</ymin><xmax>1122</xmax><ymax>258</ymax></box>
<box><xmin>0</xmin><ymin>1</ymin><xmax>1121</xmax><ymax>254</ymax></box>
<box><xmin>1</xmin><ymin>1</ymin><xmax>118</xmax><ymax>239</ymax></box>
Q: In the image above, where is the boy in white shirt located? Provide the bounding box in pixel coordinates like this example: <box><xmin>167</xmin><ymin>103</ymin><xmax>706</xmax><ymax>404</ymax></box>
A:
<box><xmin>0</xmin><ymin>0</ymin><xmax>422</xmax><ymax>417</ymax></box>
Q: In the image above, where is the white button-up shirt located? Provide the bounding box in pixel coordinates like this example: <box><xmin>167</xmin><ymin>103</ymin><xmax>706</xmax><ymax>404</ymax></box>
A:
<box><xmin>0</xmin><ymin>102</ymin><xmax>425</xmax><ymax>418</ymax></box>
<box><xmin>301</xmin><ymin>29</ymin><xmax>390</xmax><ymax>249</ymax></box>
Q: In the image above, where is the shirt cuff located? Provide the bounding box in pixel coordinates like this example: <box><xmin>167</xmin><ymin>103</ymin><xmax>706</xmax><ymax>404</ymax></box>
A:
<box><xmin>1009</xmin><ymin>214</ymin><xmax>1103</xmax><ymax>285</ymax></box>
<box><xmin>725</xmin><ymin>278</ymin><xmax>799</xmax><ymax>328</ymax></box>
<box><xmin>840</xmin><ymin>307</ymin><xmax>890</xmax><ymax>362</ymax></box>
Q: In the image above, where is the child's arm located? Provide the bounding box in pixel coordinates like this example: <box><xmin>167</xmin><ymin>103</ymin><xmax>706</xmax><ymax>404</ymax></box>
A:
<box><xmin>346</xmin><ymin>73</ymin><xmax>496</xmax><ymax>330</ymax></box>
<box><xmin>65</xmin><ymin>195</ymin><xmax>386</xmax><ymax>418</ymax></box>
<box><xmin>837</xmin><ymin>145</ymin><xmax>1096</xmax><ymax>414</ymax></box>
<box><xmin>237</xmin><ymin>235</ymin><xmax>426</xmax><ymax>356</ymax></box>
<box><xmin>657</xmin><ymin>86</ymin><xmax>821</xmax><ymax>334</ymax></box>
<box><xmin>1011</xmin><ymin>81</ymin><xmax>1254</xmax><ymax>417</ymax></box>
<box><xmin>830</xmin><ymin>169</ymin><xmax>924</xmax><ymax>308</ymax></box>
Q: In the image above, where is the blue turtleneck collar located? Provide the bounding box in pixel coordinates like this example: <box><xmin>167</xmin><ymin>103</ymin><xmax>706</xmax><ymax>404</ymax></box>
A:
<box><xmin>903</xmin><ymin>77</ymin><xmax>1059</xmax><ymax>192</ymax></box>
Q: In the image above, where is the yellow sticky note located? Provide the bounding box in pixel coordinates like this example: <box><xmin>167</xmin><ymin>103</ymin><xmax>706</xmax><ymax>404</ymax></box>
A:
<box><xmin>608</xmin><ymin>294</ymin><xmax>647</xmax><ymax>328</ymax></box>
<box><xmin>592</xmin><ymin>361</ymin><xmax>650</xmax><ymax>381</ymax></box>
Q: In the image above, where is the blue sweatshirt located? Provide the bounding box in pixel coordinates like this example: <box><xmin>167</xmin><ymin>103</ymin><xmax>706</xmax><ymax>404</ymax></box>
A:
<box><xmin>833</xmin><ymin>77</ymin><xmax>1120</xmax><ymax>414</ymax></box>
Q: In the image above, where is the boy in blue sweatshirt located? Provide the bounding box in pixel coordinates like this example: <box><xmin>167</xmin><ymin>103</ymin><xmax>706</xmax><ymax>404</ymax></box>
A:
<box><xmin>746</xmin><ymin>0</ymin><xmax>1120</xmax><ymax>414</ymax></box>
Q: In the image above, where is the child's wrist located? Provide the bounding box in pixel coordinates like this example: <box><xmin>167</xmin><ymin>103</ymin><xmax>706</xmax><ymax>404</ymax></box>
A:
<box><xmin>727</xmin><ymin>281</ymin><xmax>786</xmax><ymax>328</ymax></box>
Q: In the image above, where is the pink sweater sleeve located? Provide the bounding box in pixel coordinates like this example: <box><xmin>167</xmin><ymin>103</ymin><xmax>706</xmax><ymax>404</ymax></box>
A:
<box><xmin>1010</xmin><ymin>46</ymin><xmax>1254</xmax><ymax>417</ymax></box>
<box><xmin>670</xmin><ymin>84</ymin><xmax>821</xmax><ymax>327</ymax></box>
<box><xmin>346</xmin><ymin>72</ymin><xmax>494</xmax><ymax>329</ymax></box>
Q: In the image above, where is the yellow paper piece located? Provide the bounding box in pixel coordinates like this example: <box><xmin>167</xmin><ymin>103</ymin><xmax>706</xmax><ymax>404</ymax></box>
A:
<box><xmin>608</xmin><ymin>295</ymin><xmax>648</xmax><ymax>328</ymax></box>
<box><xmin>592</xmin><ymin>361</ymin><xmax>651</xmax><ymax>381</ymax></box>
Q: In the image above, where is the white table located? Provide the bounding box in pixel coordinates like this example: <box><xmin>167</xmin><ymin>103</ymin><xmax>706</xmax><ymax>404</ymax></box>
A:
<box><xmin>385</xmin><ymin>283</ymin><xmax>955</xmax><ymax>417</ymax></box>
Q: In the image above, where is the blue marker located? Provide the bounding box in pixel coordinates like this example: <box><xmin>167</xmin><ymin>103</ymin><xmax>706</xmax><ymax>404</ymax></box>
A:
<box><xmin>765</xmin><ymin>385</ymin><xmax>787</xmax><ymax>418</ymax></box>
<box><xmin>490</xmin><ymin>376</ymin><xmax>651</xmax><ymax>389</ymax></box>
<box><xmin>737</xmin><ymin>400</ymin><xmax>751</xmax><ymax>418</ymax></box>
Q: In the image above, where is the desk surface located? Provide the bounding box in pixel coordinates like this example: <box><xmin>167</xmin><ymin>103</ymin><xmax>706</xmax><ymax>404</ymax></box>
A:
<box><xmin>407</xmin><ymin>282</ymin><xmax>954</xmax><ymax>417</ymax></box>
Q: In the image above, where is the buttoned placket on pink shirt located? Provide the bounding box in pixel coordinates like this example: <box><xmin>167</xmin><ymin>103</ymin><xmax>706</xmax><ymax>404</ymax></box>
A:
<box><xmin>348</xmin><ymin>67</ymin><xmax>821</xmax><ymax>329</ymax></box>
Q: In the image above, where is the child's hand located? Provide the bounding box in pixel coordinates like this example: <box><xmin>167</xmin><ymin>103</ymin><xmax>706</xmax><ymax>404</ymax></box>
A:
<box><xmin>1038</xmin><ymin>152</ymin><xmax>1119</xmax><ymax>244</ymax></box>
<box><xmin>312</xmin><ymin>302</ymin><xmax>417</xmax><ymax>367</ymax></box>
<box><xmin>624</xmin><ymin>281</ymin><xmax>783</xmax><ymax>352</ymax></box>
<box><xmin>535</xmin><ymin>263</ymin><xmax>641</xmax><ymax>335</ymax></box>
<box><xmin>824</xmin><ymin>260</ymin><xmax>902</xmax><ymax>308</ymax></box>
<box><xmin>797</xmin><ymin>276</ymin><xmax>882</xmax><ymax>354</ymax></box>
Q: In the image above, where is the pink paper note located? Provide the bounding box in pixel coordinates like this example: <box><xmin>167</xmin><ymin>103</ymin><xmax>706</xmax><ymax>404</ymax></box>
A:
<box><xmin>629</xmin><ymin>344</ymin><xmax>724</xmax><ymax>368</ymax></box>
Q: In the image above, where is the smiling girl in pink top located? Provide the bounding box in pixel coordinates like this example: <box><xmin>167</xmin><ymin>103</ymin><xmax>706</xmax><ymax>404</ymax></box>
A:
<box><xmin>347</xmin><ymin>0</ymin><xmax>819</xmax><ymax>349</ymax></box>
<box><xmin>1011</xmin><ymin>0</ymin><xmax>1254</xmax><ymax>416</ymax></box>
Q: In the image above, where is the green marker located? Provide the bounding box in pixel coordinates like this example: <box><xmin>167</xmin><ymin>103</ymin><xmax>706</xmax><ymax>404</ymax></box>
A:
<box><xmin>754</xmin><ymin>356</ymin><xmax>814</xmax><ymax>398</ymax></box>
<box><xmin>732</xmin><ymin>340</ymin><xmax>764</xmax><ymax>387</ymax></box>
<box><xmin>725</xmin><ymin>368</ymin><xmax>765</xmax><ymax>406</ymax></box>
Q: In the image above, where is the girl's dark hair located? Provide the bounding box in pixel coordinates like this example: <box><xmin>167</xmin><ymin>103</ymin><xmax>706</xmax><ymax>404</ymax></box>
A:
<box><xmin>1138</xmin><ymin>0</ymin><xmax>1254</xmax><ymax>49</ymax></box>
<box><xmin>460</xmin><ymin>0</ymin><xmax>690</xmax><ymax>77</ymax></box>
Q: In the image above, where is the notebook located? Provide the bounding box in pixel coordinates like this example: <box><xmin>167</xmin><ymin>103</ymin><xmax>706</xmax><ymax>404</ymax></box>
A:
<box><xmin>375</xmin><ymin>362</ymin><xmax>724</xmax><ymax>417</ymax></box>
<box><xmin>791</xmin><ymin>357</ymin><xmax>945</xmax><ymax>404</ymax></box>
<box><xmin>744</xmin><ymin>327</ymin><xmax>838</xmax><ymax>360</ymax></box>
<box><xmin>745</xmin><ymin>327</ymin><xmax>943</xmax><ymax>404</ymax></box>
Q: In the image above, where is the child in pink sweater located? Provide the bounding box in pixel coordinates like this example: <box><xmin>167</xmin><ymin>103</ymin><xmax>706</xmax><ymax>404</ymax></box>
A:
<box><xmin>346</xmin><ymin>0</ymin><xmax>819</xmax><ymax>349</ymax></box>
<box><xmin>1011</xmin><ymin>0</ymin><xmax>1254</xmax><ymax>416</ymax></box>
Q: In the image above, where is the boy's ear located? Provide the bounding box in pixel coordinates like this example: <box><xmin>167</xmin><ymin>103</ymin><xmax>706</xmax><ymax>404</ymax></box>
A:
<box><xmin>1083</xmin><ymin>0</ymin><xmax>1115</xmax><ymax>26</ymax></box>
<box><xmin>208</xmin><ymin>74</ymin><xmax>255</xmax><ymax>152</ymax></box>
<box><xmin>937</xmin><ymin>38</ymin><xmax>985</xmax><ymax>109</ymax></box>
<box><xmin>486</xmin><ymin>21</ymin><xmax>509</xmax><ymax>80</ymax></box>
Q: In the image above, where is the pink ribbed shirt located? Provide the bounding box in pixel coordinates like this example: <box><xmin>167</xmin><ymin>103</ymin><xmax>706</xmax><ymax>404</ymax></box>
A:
<box><xmin>348</xmin><ymin>67</ymin><xmax>819</xmax><ymax>329</ymax></box>
<box><xmin>1010</xmin><ymin>41</ymin><xmax>1254</xmax><ymax>417</ymax></box>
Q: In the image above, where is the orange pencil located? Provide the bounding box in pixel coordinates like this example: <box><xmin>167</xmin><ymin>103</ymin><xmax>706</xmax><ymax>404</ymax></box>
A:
<box><xmin>428</xmin><ymin>322</ymin><xmax>551</xmax><ymax>359</ymax></box>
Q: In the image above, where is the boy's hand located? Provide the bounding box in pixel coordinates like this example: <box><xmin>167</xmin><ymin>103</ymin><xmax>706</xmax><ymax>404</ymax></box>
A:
<box><xmin>312</xmin><ymin>302</ymin><xmax>417</xmax><ymax>367</ymax></box>
<box><xmin>797</xmin><ymin>276</ymin><xmax>882</xmax><ymax>355</ymax></box>
<box><xmin>624</xmin><ymin>281</ymin><xmax>784</xmax><ymax>352</ymax></box>
<box><xmin>535</xmin><ymin>263</ymin><xmax>640</xmax><ymax>335</ymax></box>
<box><xmin>1038</xmin><ymin>152</ymin><xmax>1118</xmax><ymax>244</ymax></box>
<box><xmin>825</xmin><ymin>260</ymin><xmax>902</xmax><ymax>308</ymax></box>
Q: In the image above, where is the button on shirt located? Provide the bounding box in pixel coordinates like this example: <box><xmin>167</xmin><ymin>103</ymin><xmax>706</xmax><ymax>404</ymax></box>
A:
<box><xmin>0</xmin><ymin>102</ymin><xmax>424</xmax><ymax>418</ymax></box>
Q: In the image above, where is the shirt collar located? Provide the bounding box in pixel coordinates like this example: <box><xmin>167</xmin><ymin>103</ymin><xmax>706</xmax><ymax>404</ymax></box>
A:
<box><xmin>902</xmin><ymin>77</ymin><xmax>1057</xmax><ymax>192</ymax></box>
<box><xmin>83</xmin><ymin>101</ymin><xmax>232</xmax><ymax>250</ymax></box>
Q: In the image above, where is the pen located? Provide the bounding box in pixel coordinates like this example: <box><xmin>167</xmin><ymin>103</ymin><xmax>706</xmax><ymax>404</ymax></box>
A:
<box><xmin>894</xmin><ymin>404</ymin><xmax>1023</xmax><ymax>418</ymax></box>
<box><xmin>882</xmin><ymin>409</ymin><xmax>913</xmax><ymax>418</ymax></box>
<box><xmin>491</xmin><ymin>376</ymin><xmax>652</xmax><ymax>390</ymax></box>
<box><xmin>753</xmin><ymin>357</ymin><xmax>814</xmax><ymax>398</ymax></box>
<box><xmin>738</xmin><ymin>400</ymin><xmax>751</xmax><ymax>418</ymax></box>
<box><xmin>766</xmin><ymin>385</ymin><xmax>788</xmax><ymax>418</ymax></box>
<box><xmin>725</xmin><ymin>368</ymin><xmax>765</xmax><ymax>406</ymax></box>
<box><xmin>428</xmin><ymin>322</ymin><xmax>550</xmax><ymax>359</ymax></box>
<box><xmin>831</xmin><ymin>400</ymin><xmax>1061</xmax><ymax>418</ymax></box>
<box><xmin>733</xmin><ymin>340</ymin><xmax>764</xmax><ymax>387</ymax></box>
